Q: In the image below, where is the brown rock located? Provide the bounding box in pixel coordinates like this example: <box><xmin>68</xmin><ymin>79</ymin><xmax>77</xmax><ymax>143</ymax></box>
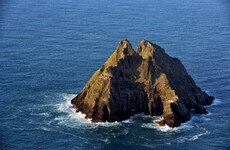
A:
<box><xmin>156</xmin><ymin>120</ymin><xmax>165</xmax><ymax>126</ymax></box>
<box><xmin>71</xmin><ymin>39</ymin><xmax>214</xmax><ymax>127</ymax></box>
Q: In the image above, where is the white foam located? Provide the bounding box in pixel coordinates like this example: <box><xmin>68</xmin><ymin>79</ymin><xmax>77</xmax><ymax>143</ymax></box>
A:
<box><xmin>176</xmin><ymin>130</ymin><xmax>210</xmax><ymax>143</ymax></box>
<box><xmin>205</xmin><ymin>90</ymin><xmax>210</xmax><ymax>94</ymax></box>
<box><xmin>93</xmin><ymin>121</ymin><xmax>121</xmax><ymax>127</ymax></box>
<box><xmin>204</xmin><ymin>90</ymin><xmax>222</xmax><ymax>106</ymax></box>
<box><xmin>62</xmin><ymin>93</ymin><xmax>76</xmax><ymax>101</ymax></box>
<box><xmin>54</xmin><ymin>93</ymin><xmax>121</xmax><ymax>128</ymax></box>
<box><xmin>141</xmin><ymin>116</ymin><xmax>194</xmax><ymax>132</ymax></box>
<box><xmin>55</xmin><ymin>93</ymin><xmax>213</xmax><ymax>129</ymax></box>
<box><xmin>166</xmin><ymin>142</ymin><xmax>171</xmax><ymax>145</ymax></box>
<box><xmin>212</xmin><ymin>98</ymin><xmax>222</xmax><ymax>106</ymax></box>
<box><xmin>55</xmin><ymin>94</ymin><xmax>92</xmax><ymax>125</ymax></box>
<box><xmin>99</xmin><ymin>138</ymin><xmax>110</xmax><ymax>144</ymax></box>
<box><xmin>193</xmin><ymin>131</ymin><xmax>210</xmax><ymax>139</ymax></box>
<box><xmin>39</xmin><ymin>126</ymin><xmax>52</xmax><ymax>132</ymax></box>
<box><xmin>141</xmin><ymin>123</ymin><xmax>191</xmax><ymax>132</ymax></box>
<box><xmin>206</xmin><ymin>111</ymin><xmax>212</xmax><ymax>116</ymax></box>
<box><xmin>30</xmin><ymin>112</ymin><xmax>50</xmax><ymax>117</ymax></box>
<box><xmin>56</xmin><ymin>96</ymin><xmax>74</xmax><ymax>113</ymax></box>
<box><xmin>121</xmin><ymin>119</ymin><xmax>133</xmax><ymax>124</ymax></box>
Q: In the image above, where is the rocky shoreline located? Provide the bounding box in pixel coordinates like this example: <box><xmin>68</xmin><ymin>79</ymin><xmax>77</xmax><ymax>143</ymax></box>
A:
<box><xmin>71</xmin><ymin>39</ymin><xmax>214</xmax><ymax>127</ymax></box>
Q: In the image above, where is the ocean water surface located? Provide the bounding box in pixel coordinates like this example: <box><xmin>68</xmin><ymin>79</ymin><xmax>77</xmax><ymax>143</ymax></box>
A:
<box><xmin>0</xmin><ymin>0</ymin><xmax>230</xmax><ymax>149</ymax></box>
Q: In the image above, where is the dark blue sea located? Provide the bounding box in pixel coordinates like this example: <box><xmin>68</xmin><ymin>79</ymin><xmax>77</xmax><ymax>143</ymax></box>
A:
<box><xmin>1</xmin><ymin>0</ymin><xmax>230</xmax><ymax>149</ymax></box>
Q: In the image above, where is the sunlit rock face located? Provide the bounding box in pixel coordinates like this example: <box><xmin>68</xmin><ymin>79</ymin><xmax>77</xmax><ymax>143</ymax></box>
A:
<box><xmin>71</xmin><ymin>39</ymin><xmax>214</xmax><ymax>127</ymax></box>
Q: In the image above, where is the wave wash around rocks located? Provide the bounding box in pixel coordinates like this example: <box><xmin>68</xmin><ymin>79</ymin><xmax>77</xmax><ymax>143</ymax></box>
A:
<box><xmin>71</xmin><ymin>39</ymin><xmax>214</xmax><ymax>127</ymax></box>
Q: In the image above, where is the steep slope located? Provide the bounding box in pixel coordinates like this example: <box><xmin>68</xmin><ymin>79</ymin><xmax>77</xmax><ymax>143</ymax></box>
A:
<box><xmin>71</xmin><ymin>39</ymin><xmax>214</xmax><ymax>127</ymax></box>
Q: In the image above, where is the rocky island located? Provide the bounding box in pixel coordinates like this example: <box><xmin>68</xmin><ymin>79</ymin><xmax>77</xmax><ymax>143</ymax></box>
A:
<box><xmin>71</xmin><ymin>39</ymin><xmax>214</xmax><ymax>127</ymax></box>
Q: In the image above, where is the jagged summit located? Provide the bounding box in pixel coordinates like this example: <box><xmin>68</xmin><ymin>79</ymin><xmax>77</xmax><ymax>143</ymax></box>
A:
<box><xmin>137</xmin><ymin>40</ymin><xmax>156</xmax><ymax>58</ymax></box>
<box><xmin>71</xmin><ymin>39</ymin><xmax>214</xmax><ymax>127</ymax></box>
<box><xmin>116</xmin><ymin>38</ymin><xmax>134</xmax><ymax>55</ymax></box>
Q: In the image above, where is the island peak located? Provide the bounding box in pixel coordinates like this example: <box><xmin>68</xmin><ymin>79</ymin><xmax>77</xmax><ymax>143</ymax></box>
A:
<box><xmin>71</xmin><ymin>39</ymin><xmax>214</xmax><ymax>127</ymax></box>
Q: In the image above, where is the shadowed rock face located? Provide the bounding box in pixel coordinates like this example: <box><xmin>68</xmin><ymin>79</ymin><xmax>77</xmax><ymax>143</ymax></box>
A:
<box><xmin>71</xmin><ymin>39</ymin><xmax>214</xmax><ymax>127</ymax></box>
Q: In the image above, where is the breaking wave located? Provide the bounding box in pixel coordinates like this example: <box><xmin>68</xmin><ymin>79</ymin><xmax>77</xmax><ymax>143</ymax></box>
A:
<box><xmin>54</xmin><ymin>93</ymin><xmax>121</xmax><ymax>128</ymax></box>
<box><xmin>141</xmin><ymin>116</ymin><xmax>193</xmax><ymax>133</ymax></box>
<box><xmin>54</xmin><ymin>92</ymin><xmax>216</xmax><ymax>133</ymax></box>
<box><xmin>205</xmin><ymin>90</ymin><xmax>222</xmax><ymax>106</ymax></box>
<box><xmin>141</xmin><ymin>109</ymin><xmax>212</xmax><ymax>133</ymax></box>
<box><xmin>212</xmin><ymin>98</ymin><xmax>222</xmax><ymax>106</ymax></box>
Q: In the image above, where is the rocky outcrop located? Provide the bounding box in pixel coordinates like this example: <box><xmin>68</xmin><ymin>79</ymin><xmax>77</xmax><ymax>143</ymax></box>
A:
<box><xmin>71</xmin><ymin>39</ymin><xmax>214</xmax><ymax>127</ymax></box>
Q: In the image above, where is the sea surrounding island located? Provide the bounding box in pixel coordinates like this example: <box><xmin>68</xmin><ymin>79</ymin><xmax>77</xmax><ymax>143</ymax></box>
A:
<box><xmin>0</xmin><ymin>0</ymin><xmax>230</xmax><ymax>149</ymax></box>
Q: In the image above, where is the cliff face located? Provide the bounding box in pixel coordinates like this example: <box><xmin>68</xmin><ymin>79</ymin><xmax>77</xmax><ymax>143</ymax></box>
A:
<box><xmin>71</xmin><ymin>39</ymin><xmax>214</xmax><ymax>127</ymax></box>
